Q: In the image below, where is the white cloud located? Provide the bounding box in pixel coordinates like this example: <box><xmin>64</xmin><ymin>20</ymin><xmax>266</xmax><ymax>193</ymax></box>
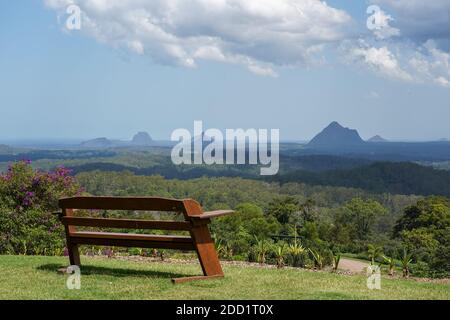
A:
<box><xmin>424</xmin><ymin>41</ymin><xmax>450</xmax><ymax>74</ymax></box>
<box><xmin>371</xmin><ymin>0</ymin><xmax>450</xmax><ymax>45</ymax></box>
<box><xmin>350</xmin><ymin>43</ymin><xmax>412</xmax><ymax>81</ymax></box>
<box><xmin>44</xmin><ymin>0</ymin><xmax>450</xmax><ymax>88</ymax></box>
<box><xmin>44</xmin><ymin>0</ymin><xmax>351</xmax><ymax>76</ymax></box>
<box><xmin>408</xmin><ymin>40</ymin><xmax>450</xmax><ymax>87</ymax></box>
<box><xmin>346</xmin><ymin>1</ymin><xmax>450</xmax><ymax>88</ymax></box>
<box><xmin>347</xmin><ymin>40</ymin><xmax>450</xmax><ymax>88</ymax></box>
<box><xmin>247</xmin><ymin>64</ymin><xmax>278</xmax><ymax>78</ymax></box>
<box><xmin>435</xmin><ymin>77</ymin><xmax>450</xmax><ymax>88</ymax></box>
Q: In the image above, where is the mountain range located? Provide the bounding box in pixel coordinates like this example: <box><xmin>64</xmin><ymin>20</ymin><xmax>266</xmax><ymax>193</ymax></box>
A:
<box><xmin>80</xmin><ymin>132</ymin><xmax>154</xmax><ymax>148</ymax></box>
<box><xmin>303</xmin><ymin>121</ymin><xmax>450</xmax><ymax>160</ymax></box>
<box><xmin>1</xmin><ymin>123</ymin><xmax>449</xmax><ymax>161</ymax></box>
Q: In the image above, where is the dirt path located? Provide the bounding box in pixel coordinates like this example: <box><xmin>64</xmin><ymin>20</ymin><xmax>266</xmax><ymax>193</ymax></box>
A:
<box><xmin>338</xmin><ymin>258</ymin><xmax>369</xmax><ymax>274</ymax></box>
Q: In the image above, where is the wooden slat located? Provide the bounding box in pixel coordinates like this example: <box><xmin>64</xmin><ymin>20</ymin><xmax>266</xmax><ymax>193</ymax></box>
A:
<box><xmin>59</xmin><ymin>196</ymin><xmax>187</xmax><ymax>212</ymax></box>
<box><xmin>61</xmin><ymin>216</ymin><xmax>192</xmax><ymax>231</ymax></box>
<box><xmin>69</xmin><ymin>232</ymin><xmax>195</xmax><ymax>250</ymax></box>
<box><xmin>70</xmin><ymin>231</ymin><xmax>192</xmax><ymax>242</ymax></box>
<box><xmin>71</xmin><ymin>237</ymin><xmax>195</xmax><ymax>250</ymax></box>
<box><xmin>193</xmin><ymin>210</ymin><xmax>234</xmax><ymax>220</ymax></box>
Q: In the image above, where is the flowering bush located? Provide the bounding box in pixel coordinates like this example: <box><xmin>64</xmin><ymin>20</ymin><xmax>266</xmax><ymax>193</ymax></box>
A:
<box><xmin>0</xmin><ymin>161</ymin><xmax>83</xmax><ymax>255</ymax></box>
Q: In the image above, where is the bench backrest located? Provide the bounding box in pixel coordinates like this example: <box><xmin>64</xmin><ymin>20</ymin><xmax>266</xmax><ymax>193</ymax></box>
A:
<box><xmin>59</xmin><ymin>196</ymin><xmax>204</xmax><ymax>219</ymax></box>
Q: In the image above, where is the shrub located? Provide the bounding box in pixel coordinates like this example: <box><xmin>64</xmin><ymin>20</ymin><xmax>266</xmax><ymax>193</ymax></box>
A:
<box><xmin>400</xmin><ymin>248</ymin><xmax>413</xmax><ymax>278</ymax></box>
<box><xmin>332</xmin><ymin>252</ymin><xmax>341</xmax><ymax>272</ymax></box>
<box><xmin>288</xmin><ymin>241</ymin><xmax>305</xmax><ymax>267</ymax></box>
<box><xmin>382</xmin><ymin>255</ymin><xmax>396</xmax><ymax>276</ymax></box>
<box><xmin>254</xmin><ymin>236</ymin><xmax>271</xmax><ymax>264</ymax></box>
<box><xmin>367</xmin><ymin>244</ymin><xmax>383</xmax><ymax>264</ymax></box>
<box><xmin>0</xmin><ymin>161</ymin><xmax>82</xmax><ymax>255</ymax></box>
<box><xmin>410</xmin><ymin>261</ymin><xmax>430</xmax><ymax>278</ymax></box>
<box><xmin>273</xmin><ymin>244</ymin><xmax>287</xmax><ymax>269</ymax></box>
<box><xmin>309</xmin><ymin>248</ymin><xmax>325</xmax><ymax>270</ymax></box>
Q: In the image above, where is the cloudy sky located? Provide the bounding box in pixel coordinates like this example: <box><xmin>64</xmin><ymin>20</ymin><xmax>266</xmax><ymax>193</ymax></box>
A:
<box><xmin>0</xmin><ymin>0</ymin><xmax>449</xmax><ymax>141</ymax></box>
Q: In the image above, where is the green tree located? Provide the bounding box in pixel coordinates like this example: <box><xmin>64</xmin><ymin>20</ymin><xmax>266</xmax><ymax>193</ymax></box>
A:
<box><xmin>336</xmin><ymin>198</ymin><xmax>387</xmax><ymax>241</ymax></box>
<box><xmin>400</xmin><ymin>228</ymin><xmax>439</xmax><ymax>262</ymax></box>
<box><xmin>211</xmin><ymin>203</ymin><xmax>280</xmax><ymax>255</ymax></box>
<box><xmin>267</xmin><ymin>196</ymin><xmax>299</xmax><ymax>224</ymax></box>
<box><xmin>394</xmin><ymin>196</ymin><xmax>450</xmax><ymax>236</ymax></box>
<box><xmin>394</xmin><ymin>196</ymin><xmax>450</xmax><ymax>277</ymax></box>
<box><xmin>299</xmin><ymin>198</ymin><xmax>317</xmax><ymax>222</ymax></box>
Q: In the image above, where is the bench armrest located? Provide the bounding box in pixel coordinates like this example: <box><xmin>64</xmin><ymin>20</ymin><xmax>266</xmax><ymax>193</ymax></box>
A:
<box><xmin>191</xmin><ymin>210</ymin><xmax>234</xmax><ymax>220</ymax></box>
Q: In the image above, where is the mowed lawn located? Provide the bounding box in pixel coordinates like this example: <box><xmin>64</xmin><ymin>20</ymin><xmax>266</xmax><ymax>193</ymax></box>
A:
<box><xmin>0</xmin><ymin>255</ymin><xmax>448</xmax><ymax>300</ymax></box>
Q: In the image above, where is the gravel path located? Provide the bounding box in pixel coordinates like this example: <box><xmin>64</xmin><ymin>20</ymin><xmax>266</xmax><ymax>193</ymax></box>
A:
<box><xmin>338</xmin><ymin>258</ymin><xmax>369</xmax><ymax>274</ymax></box>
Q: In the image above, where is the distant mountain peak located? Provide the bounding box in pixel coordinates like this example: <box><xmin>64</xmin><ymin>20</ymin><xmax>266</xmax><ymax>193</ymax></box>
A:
<box><xmin>79</xmin><ymin>132</ymin><xmax>154</xmax><ymax>148</ymax></box>
<box><xmin>328</xmin><ymin>121</ymin><xmax>343</xmax><ymax>128</ymax></box>
<box><xmin>308</xmin><ymin>122</ymin><xmax>365</xmax><ymax>148</ymax></box>
<box><xmin>80</xmin><ymin>137</ymin><xmax>114</xmax><ymax>148</ymax></box>
<box><xmin>132</xmin><ymin>132</ymin><xmax>153</xmax><ymax>146</ymax></box>
<box><xmin>368</xmin><ymin>135</ymin><xmax>388</xmax><ymax>143</ymax></box>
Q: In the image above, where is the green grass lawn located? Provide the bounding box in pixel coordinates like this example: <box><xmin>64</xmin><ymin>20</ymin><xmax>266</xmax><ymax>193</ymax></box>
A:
<box><xmin>0</xmin><ymin>255</ymin><xmax>448</xmax><ymax>300</ymax></box>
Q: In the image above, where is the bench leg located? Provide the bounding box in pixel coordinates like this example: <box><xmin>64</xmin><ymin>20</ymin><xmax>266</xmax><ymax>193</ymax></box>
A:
<box><xmin>63</xmin><ymin>209</ymin><xmax>81</xmax><ymax>266</ymax></box>
<box><xmin>194</xmin><ymin>226</ymin><xmax>224</xmax><ymax>277</ymax></box>
<box><xmin>172</xmin><ymin>225</ymin><xmax>224</xmax><ymax>283</ymax></box>
<box><xmin>67</xmin><ymin>243</ymin><xmax>81</xmax><ymax>266</ymax></box>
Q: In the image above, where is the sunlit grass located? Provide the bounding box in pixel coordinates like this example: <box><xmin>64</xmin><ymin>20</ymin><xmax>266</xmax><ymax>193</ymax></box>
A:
<box><xmin>0</xmin><ymin>255</ymin><xmax>448</xmax><ymax>300</ymax></box>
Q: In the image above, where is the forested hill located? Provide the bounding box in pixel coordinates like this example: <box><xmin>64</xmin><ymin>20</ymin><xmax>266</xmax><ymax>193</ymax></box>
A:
<box><xmin>67</xmin><ymin>160</ymin><xmax>450</xmax><ymax>197</ymax></box>
<box><xmin>273</xmin><ymin>162</ymin><xmax>450</xmax><ymax>197</ymax></box>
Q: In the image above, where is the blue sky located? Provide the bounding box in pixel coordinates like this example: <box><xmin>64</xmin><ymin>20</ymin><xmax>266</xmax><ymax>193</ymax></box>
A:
<box><xmin>0</xmin><ymin>0</ymin><xmax>449</xmax><ymax>142</ymax></box>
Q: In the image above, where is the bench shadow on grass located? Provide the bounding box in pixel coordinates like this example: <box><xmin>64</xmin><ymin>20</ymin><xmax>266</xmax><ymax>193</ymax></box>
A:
<box><xmin>37</xmin><ymin>263</ymin><xmax>191</xmax><ymax>280</ymax></box>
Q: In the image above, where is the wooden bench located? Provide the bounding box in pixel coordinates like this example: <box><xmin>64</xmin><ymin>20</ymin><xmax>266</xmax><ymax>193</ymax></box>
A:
<box><xmin>55</xmin><ymin>196</ymin><xmax>234</xmax><ymax>283</ymax></box>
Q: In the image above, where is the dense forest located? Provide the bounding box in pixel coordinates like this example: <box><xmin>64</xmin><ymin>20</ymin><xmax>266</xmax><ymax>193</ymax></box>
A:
<box><xmin>75</xmin><ymin>171</ymin><xmax>449</xmax><ymax>278</ymax></box>
<box><xmin>65</xmin><ymin>159</ymin><xmax>450</xmax><ymax>197</ymax></box>
<box><xmin>273</xmin><ymin>162</ymin><xmax>450</xmax><ymax>197</ymax></box>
